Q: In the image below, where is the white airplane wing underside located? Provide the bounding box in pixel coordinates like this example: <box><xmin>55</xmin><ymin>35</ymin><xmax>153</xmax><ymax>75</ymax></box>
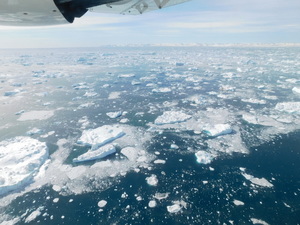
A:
<box><xmin>90</xmin><ymin>0</ymin><xmax>190</xmax><ymax>15</ymax></box>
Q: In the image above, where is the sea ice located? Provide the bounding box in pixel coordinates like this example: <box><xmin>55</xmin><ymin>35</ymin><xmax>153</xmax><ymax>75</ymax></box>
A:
<box><xmin>77</xmin><ymin>125</ymin><xmax>125</xmax><ymax>150</ymax></box>
<box><xmin>203</xmin><ymin>124</ymin><xmax>233</xmax><ymax>137</ymax></box>
<box><xmin>17</xmin><ymin>110</ymin><xmax>55</xmax><ymax>121</ymax></box>
<box><xmin>148</xmin><ymin>200</ymin><xmax>157</xmax><ymax>208</ymax></box>
<box><xmin>275</xmin><ymin>102</ymin><xmax>300</xmax><ymax>113</ymax></box>
<box><xmin>242</xmin><ymin>173</ymin><xmax>273</xmax><ymax>188</ymax></box>
<box><xmin>97</xmin><ymin>200</ymin><xmax>107</xmax><ymax>208</ymax></box>
<box><xmin>120</xmin><ymin>147</ymin><xmax>139</xmax><ymax>161</ymax></box>
<box><xmin>292</xmin><ymin>87</ymin><xmax>300</xmax><ymax>94</ymax></box>
<box><xmin>233</xmin><ymin>200</ymin><xmax>245</xmax><ymax>206</ymax></box>
<box><xmin>106</xmin><ymin>111</ymin><xmax>122</xmax><ymax>119</ymax></box>
<box><xmin>154</xmin><ymin>111</ymin><xmax>191</xmax><ymax>125</ymax></box>
<box><xmin>152</xmin><ymin>87</ymin><xmax>172</xmax><ymax>93</ymax></box>
<box><xmin>73</xmin><ymin>144</ymin><xmax>116</xmax><ymax>163</ymax></box>
<box><xmin>250</xmin><ymin>218</ymin><xmax>270</xmax><ymax>225</ymax></box>
<box><xmin>0</xmin><ymin>137</ymin><xmax>48</xmax><ymax>195</ymax></box>
<box><xmin>195</xmin><ymin>151</ymin><xmax>215</xmax><ymax>164</ymax></box>
<box><xmin>146</xmin><ymin>175</ymin><xmax>158</xmax><ymax>186</ymax></box>
<box><xmin>167</xmin><ymin>204</ymin><xmax>181</xmax><ymax>213</ymax></box>
<box><xmin>24</xmin><ymin>207</ymin><xmax>44</xmax><ymax>223</ymax></box>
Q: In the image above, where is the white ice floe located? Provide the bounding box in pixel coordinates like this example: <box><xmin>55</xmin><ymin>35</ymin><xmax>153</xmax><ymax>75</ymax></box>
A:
<box><xmin>108</xmin><ymin>92</ymin><xmax>121</xmax><ymax>100</ymax></box>
<box><xmin>26</xmin><ymin>128</ymin><xmax>43</xmax><ymax>136</ymax></box>
<box><xmin>195</xmin><ymin>151</ymin><xmax>215</xmax><ymax>164</ymax></box>
<box><xmin>242</xmin><ymin>173</ymin><xmax>273</xmax><ymax>188</ymax></box>
<box><xmin>0</xmin><ymin>137</ymin><xmax>48</xmax><ymax>196</ymax></box>
<box><xmin>233</xmin><ymin>200</ymin><xmax>245</xmax><ymax>206</ymax></box>
<box><xmin>148</xmin><ymin>200</ymin><xmax>157</xmax><ymax>208</ymax></box>
<box><xmin>241</xmin><ymin>98</ymin><xmax>266</xmax><ymax>104</ymax></box>
<box><xmin>152</xmin><ymin>87</ymin><xmax>172</xmax><ymax>93</ymax></box>
<box><xmin>77</xmin><ymin>125</ymin><xmax>125</xmax><ymax>150</ymax></box>
<box><xmin>154</xmin><ymin>192</ymin><xmax>169</xmax><ymax>200</ymax></box>
<box><xmin>154</xmin><ymin>111</ymin><xmax>191</xmax><ymax>125</ymax></box>
<box><xmin>153</xmin><ymin>159</ymin><xmax>166</xmax><ymax>164</ymax></box>
<box><xmin>167</xmin><ymin>204</ymin><xmax>181</xmax><ymax>213</ymax></box>
<box><xmin>106</xmin><ymin>111</ymin><xmax>122</xmax><ymax>119</ymax></box>
<box><xmin>203</xmin><ymin>123</ymin><xmax>233</xmax><ymax>137</ymax></box>
<box><xmin>120</xmin><ymin>147</ymin><xmax>140</xmax><ymax>161</ymax></box>
<box><xmin>250</xmin><ymin>218</ymin><xmax>270</xmax><ymax>225</ymax></box>
<box><xmin>275</xmin><ymin>102</ymin><xmax>300</xmax><ymax>113</ymax></box>
<box><xmin>73</xmin><ymin>144</ymin><xmax>116</xmax><ymax>163</ymax></box>
<box><xmin>118</xmin><ymin>73</ymin><xmax>135</xmax><ymax>78</ymax></box>
<box><xmin>292</xmin><ymin>87</ymin><xmax>300</xmax><ymax>94</ymax></box>
<box><xmin>17</xmin><ymin>110</ymin><xmax>55</xmax><ymax>121</ymax></box>
<box><xmin>97</xmin><ymin>200</ymin><xmax>107</xmax><ymax>208</ymax></box>
<box><xmin>146</xmin><ymin>174</ymin><xmax>158</xmax><ymax>186</ymax></box>
<box><xmin>24</xmin><ymin>207</ymin><xmax>44</xmax><ymax>223</ymax></box>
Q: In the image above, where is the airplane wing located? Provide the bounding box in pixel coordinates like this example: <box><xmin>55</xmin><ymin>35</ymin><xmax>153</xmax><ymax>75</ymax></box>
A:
<box><xmin>0</xmin><ymin>0</ymin><xmax>191</xmax><ymax>26</ymax></box>
<box><xmin>90</xmin><ymin>0</ymin><xmax>191</xmax><ymax>15</ymax></box>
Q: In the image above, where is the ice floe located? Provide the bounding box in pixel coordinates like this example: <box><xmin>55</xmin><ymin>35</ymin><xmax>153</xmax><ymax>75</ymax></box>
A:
<box><xmin>154</xmin><ymin>111</ymin><xmax>191</xmax><ymax>125</ymax></box>
<box><xmin>73</xmin><ymin>144</ymin><xmax>116</xmax><ymax>163</ymax></box>
<box><xmin>203</xmin><ymin>123</ymin><xmax>233</xmax><ymax>137</ymax></box>
<box><xmin>106</xmin><ymin>111</ymin><xmax>122</xmax><ymax>119</ymax></box>
<box><xmin>195</xmin><ymin>151</ymin><xmax>215</xmax><ymax>164</ymax></box>
<box><xmin>146</xmin><ymin>175</ymin><xmax>158</xmax><ymax>186</ymax></box>
<box><xmin>242</xmin><ymin>172</ymin><xmax>273</xmax><ymax>188</ymax></box>
<box><xmin>17</xmin><ymin>110</ymin><xmax>55</xmax><ymax>121</ymax></box>
<box><xmin>77</xmin><ymin>125</ymin><xmax>125</xmax><ymax>150</ymax></box>
<box><xmin>0</xmin><ymin>137</ymin><xmax>48</xmax><ymax>196</ymax></box>
<box><xmin>148</xmin><ymin>200</ymin><xmax>157</xmax><ymax>208</ymax></box>
<box><xmin>97</xmin><ymin>200</ymin><xmax>107</xmax><ymax>208</ymax></box>
<box><xmin>275</xmin><ymin>102</ymin><xmax>300</xmax><ymax>113</ymax></box>
<box><xmin>167</xmin><ymin>204</ymin><xmax>181</xmax><ymax>213</ymax></box>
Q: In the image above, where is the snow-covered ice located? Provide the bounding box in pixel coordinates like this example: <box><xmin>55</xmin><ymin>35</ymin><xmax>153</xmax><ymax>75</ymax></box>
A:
<box><xmin>146</xmin><ymin>175</ymin><xmax>158</xmax><ymax>186</ymax></box>
<box><xmin>233</xmin><ymin>200</ymin><xmax>245</xmax><ymax>206</ymax></box>
<box><xmin>73</xmin><ymin>144</ymin><xmax>116</xmax><ymax>163</ymax></box>
<box><xmin>167</xmin><ymin>204</ymin><xmax>181</xmax><ymax>213</ymax></box>
<box><xmin>203</xmin><ymin>124</ymin><xmax>233</xmax><ymax>137</ymax></box>
<box><xmin>17</xmin><ymin>110</ymin><xmax>55</xmax><ymax>121</ymax></box>
<box><xmin>106</xmin><ymin>111</ymin><xmax>122</xmax><ymax>119</ymax></box>
<box><xmin>77</xmin><ymin>125</ymin><xmax>125</xmax><ymax>150</ymax></box>
<box><xmin>97</xmin><ymin>200</ymin><xmax>107</xmax><ymax>208</ymax></box>
<box><xmin>154</xmin><ymin>111</ymin><xmax>191</xmax><ymax>125</ymax></box>
<box><xmin>0</xmin><ymin>137</ymin><xmax>48</xmax><ymax>195</ymax></box>
<box><xmin>195</xmin><ymin>151</ymin><xmax>215</xmax><ymax>164</ymax></box>
<box><xmin>242</xmin><ymin>172</ymin><xmax>273</xmax><ymax>188</ymax></box>
<box><xmin>275</xmin><ymin>102</ymin><xmax>300</xmax><ymax>113</ymax></box>
<box><xmin>148</xmin><ymin>200</ymin><xmax>157</xmax><ymax>208</ymax></box>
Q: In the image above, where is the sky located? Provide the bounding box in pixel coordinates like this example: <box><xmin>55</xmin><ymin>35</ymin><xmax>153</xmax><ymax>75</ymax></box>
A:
<box><xmin>0</xmin><ymin>0</ymin><xmax>300</xmax><ymax>48</ymax></box>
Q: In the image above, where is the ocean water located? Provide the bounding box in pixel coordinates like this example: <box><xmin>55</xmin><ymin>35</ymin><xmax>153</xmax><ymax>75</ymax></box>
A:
<box><xmin>0</xmin><ymin>46</ymin><xmax>299</xmax><ymax>225</ymax></box>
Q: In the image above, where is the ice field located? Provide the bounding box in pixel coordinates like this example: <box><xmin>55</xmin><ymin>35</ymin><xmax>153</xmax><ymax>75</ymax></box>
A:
<box><xmin>0</xmin><ymin>46</ymin><xmax>300</xmax><ymax>224</ymax></box>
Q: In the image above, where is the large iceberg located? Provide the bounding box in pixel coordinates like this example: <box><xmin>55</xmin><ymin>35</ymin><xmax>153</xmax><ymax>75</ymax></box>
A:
<box><xmin>77</xmin><ymin>125</ymin><xmax>125</xmax><ymax>150</ymax></box>
<box><xmin>73</xmin><ymin>144</ymin><xmax>116</xmax><ymax>163</ymax></box>
<box><xmin>154</xmin><ymin>111</ymin><xmax>191</xmax><ymax>125</ymax></box>
<box><xmin>203</xmin><ymin>124</ymin><xmax>233</xmax><ymax>137</ymax></box>
<box><xmin>0</xmin><ymin>137</ymin><xmax>48</xmax><ymax>196</ymax></box>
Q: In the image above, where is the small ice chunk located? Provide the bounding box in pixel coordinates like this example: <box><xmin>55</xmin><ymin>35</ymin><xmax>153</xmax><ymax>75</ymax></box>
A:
<box><xmin>233</xmin><ymin>200</ymin><xmax>245</xmax><ymax>206</ymax></box>
<box><xmin>77</xmin><ymin>125</ymin><xmax>125</xmax><ymax>150</ymax></box>
<box><xmin>148</xmin><ymin>200</ymin><xmax>157</xmax><ymax>208</ymax></box>
<box><xmin>25</xmin><ymin>207</ymin><xmax>43</xmax><ymax>223</ymax></box>
<box><xmin>52</xmin><ymin>185</ymin><xmax>62</xmax><ymax>192</ymax></box>
<box><xmin>154</xmin><ymin>192</ymin><xmax>169</xmax><ymax>200</ymax></box>
<box><xmin>108</xmin><ymin>92</ymin><xmax>121</xmax><ymax>99</ymax></box>
<box><xmin>195</xmin><ymin>151</ymin><xmax>215</xmax><ymax>164</ymax></box>
<box><xmin>250</xmin><ymin>218</ymin><xmax>270</xmax><ymax>225</ymax></box>
<box><xmin>203</xmin><ymin>124</ymin><xmax>232</xmax><ymax>137</ymax></box>
<box><xmin>167</xmin><ymin>204</ymin><xmax>181</xmax><ymax>213</ymax></box>
<box><xmin>146</xmin><ymin>174</ymin><xmax>158</xmax><ymax>186</ymax></box>
<box><xmin>152</xmin><ymin>87</ymin><xmax>172</xmax><ymax>93</ymax></box>
<box><xmin>106</xmin><ymin>111</ymin><xmax>122</xmax><ymax>119</ymax></box>
<box><xmin>242</xmin><ymin>173</ymin><xmax>273</xmax><ymax>188</ymax></box>
<box><xmin>154</xmin><ymin>159</ymin><xmax>166</xmax><ymax>164</ymax></box>
<box><xmin>53</xmin><ymin>198</ymin><xmax>59</xmax><ymax>203</ymax></box>
<box><xmin>154</xmin><ymin>111</ymin><xmax>191</xmax><ymax>125</ymax></box>
<box><xmin>73</xmin><ymin>144</ymin><xmax>116</xmax><ymax>163</ymax></box>
<box><xmin>241</xmin><ymin>98</ymin><xmax>266</xmax><ymax>104</ymax></box>
<box><xmin>170</xmin><ymin>144</ymin><xmax>179</xmax><ymax>149</ymax></box>
<box><xmin>15</xmin><ymin>110</ymin><xmax>25</xmax><ymax>115</ymax></box>
<box><xmin>26</xmin><ymin>128</ymin><xmax>43</xmax><ymax>136</ymax></box>
<box><xmin>118</xmin><ymin>73</ymin><xmax>135</xmax><ymax>78</ymax></box>
<box><xmin>292</xmin><ymin>87</ymin><xmax>300</xmax><ymax>94</ymax></box>
<box><xmin>97</xmin><ymin>200</ymin><xmax>107</xmax><ymax>208</ymax></box>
